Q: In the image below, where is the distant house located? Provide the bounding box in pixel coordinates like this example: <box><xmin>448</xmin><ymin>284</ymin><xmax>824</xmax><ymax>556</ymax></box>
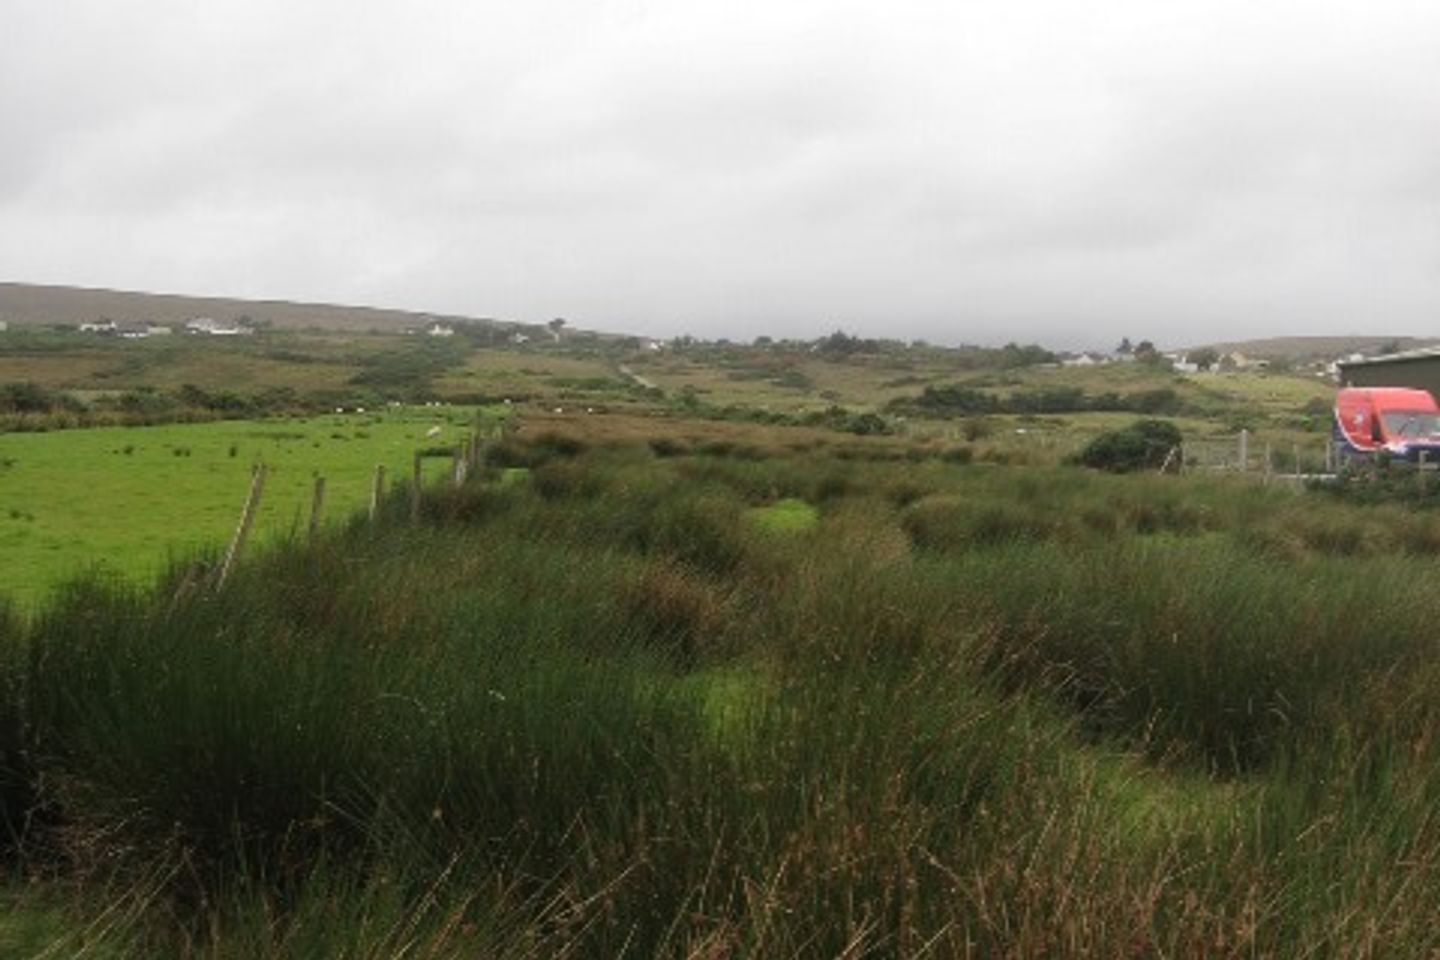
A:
<box><xmin>427</xmin><ymin>322</ymin><xmax>455</xmax><ymax>338</ymax></box>
<box><xmin>510</xmin><ymin>332</ymin><xmax>531</xmax><ymax>345</ymax></box>
<box><xmin>117</xmin><ymin>323</ymin><xmax>149</xmax><ymax>339</ymax></box>
<box><xmin>1166</xmin><ymin>353</ymin><xmax>1199</xmax><ymax>373</ymax></box>
<box><xmin>185</xmin><ymin>317</ymin><xmax>250</xmax><ymax>336</ymax></box>
<box><xmin>1062</xmin><ymin>352</ymin><xmax>1101</xmax><ymax>367</ymax></box>
<box><xmin>1223</xmin><ymin>352</ymin><xmax>1270</xmax><ymax>371</ymax></box>
<box><xmin>0</xmin><ymin>320</ymin><xmax>8</xmax><ymax>333</ymax></box>
<box><xmin>146</xmin><ymin>324</ymin><xmax>173</xmax><ymax>336</ymax></box>
<box><xmin>79</xmin><ymin>320</ymin><xmax>117</xmax><ymax>334</ymax></box>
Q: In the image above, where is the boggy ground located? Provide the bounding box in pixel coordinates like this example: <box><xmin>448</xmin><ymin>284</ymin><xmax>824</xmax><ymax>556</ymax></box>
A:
<box><xmin>4</xmin><ymin>422</ymin><xmax>1440</xmax><ymax>957</ymax></box>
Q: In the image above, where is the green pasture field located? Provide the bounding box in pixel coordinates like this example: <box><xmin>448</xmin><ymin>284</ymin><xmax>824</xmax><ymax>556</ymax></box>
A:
<box><xmin>0</xmin><ymin>405</ymin><xmax>491</xmax><ymax>607</ymax></box>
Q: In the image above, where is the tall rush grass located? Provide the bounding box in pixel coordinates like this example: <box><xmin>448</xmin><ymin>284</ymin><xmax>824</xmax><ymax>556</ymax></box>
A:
<box><xmin>4</xmin><ymin>438</ymin><xmax>1440</xmax><ymax>954</ymax></box>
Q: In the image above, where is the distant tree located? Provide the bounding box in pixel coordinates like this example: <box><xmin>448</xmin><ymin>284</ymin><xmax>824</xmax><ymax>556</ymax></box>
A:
<box><xmin>1189</xmin><ymin>347</ymin><xmax>1220</xmax><ymax>371</ymax></box>
<box><xmin>1376</xmin><ymin>339</ymin><xmax>1402</xmax><ymax>356</ymax></box>
<box><xmin>997</xmin><ymin>342</ymin><xmax>1057</xmax><ymax>369</ymax></box>
<box><xmin>1133</xmin><ymin>340</ymin><xmax>1168</xmax><ymax>368</ymax></box>
<box><xmin>817</xmin><ymin>329</ymin><xmax>881</xmax><ymax>358</ymax></box>
<box><xmin>548</xmin><ymin>318</ymin><xmax>566</xmax><ymax>340</ymax></box>
<box><xmin>818</xmin><ymin>330</ymin><xmax>860</xmax><ymax>356</ymax></box>
<box><xmin>1116</xmin><ymin>336</ymin><xmax>1134</xmax><ymax>355</ymax></box>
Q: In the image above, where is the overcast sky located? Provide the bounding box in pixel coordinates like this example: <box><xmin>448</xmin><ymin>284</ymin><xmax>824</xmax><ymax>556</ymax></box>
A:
<box><xmin>2</xmin><ymin>0</ymin><xmax>1437</xmax><ymax>348</ymax></box>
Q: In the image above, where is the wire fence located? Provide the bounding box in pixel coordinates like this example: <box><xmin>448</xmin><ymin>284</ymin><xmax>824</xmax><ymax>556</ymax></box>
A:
<box><xmin>175</xmin><ymin>421</ymin><xmax>505</xmax><ymax>603</ymax></box>
<box><xmin>1180</xmin><ymin>430</ymin><xmax>1338</xmax><ymax>480</ymax></box>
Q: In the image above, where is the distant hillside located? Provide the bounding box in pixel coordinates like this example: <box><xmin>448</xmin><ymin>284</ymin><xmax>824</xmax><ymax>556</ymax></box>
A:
<box><xmin>1191</xmin><ymin>336</ymin><xmax>1440</xmax><ymax>362</ymax></box>
<box><xmin>0</xmin><ymin>281</ymin><xmax>496</xmax><ymax>332</ymax></box>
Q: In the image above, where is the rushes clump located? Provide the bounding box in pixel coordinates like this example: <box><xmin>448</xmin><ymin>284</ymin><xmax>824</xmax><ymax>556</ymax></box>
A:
<box><xmin>6</xmin><ymin>438</ymin><xmax>1440</xmax><ymax>955</ymax></box>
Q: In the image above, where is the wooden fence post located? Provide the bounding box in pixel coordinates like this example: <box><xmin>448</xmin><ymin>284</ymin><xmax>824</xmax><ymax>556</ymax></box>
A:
<box><xmin>215</xmin><ymin>463</ymin><xmax>266</xmax><ymax>588</ymax></box>
<box><xmin>370</xmin><ymin>464</ymin><xmax>386</xmax><ymax>521</ymax></box>
<box><xmin>452</xmin><ymin>447</ymin><xmax>466</xmax><ymax>487</ymax></box>
<box><xmin>1238</xmin><ymin>430</ymin><xmax>1249</xmax><ymax>472</ymax></box>
<box><xmin>307</xmin><ymin>475</ymin><xmax>326</xmax><ymax>544</ymax></box>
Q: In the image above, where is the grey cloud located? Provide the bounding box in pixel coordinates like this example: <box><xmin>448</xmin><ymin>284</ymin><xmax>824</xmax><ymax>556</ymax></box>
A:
<box><xmin>2</xmin><ymin>0</ymin><xmax>1437</xmax><ymax>348</ymax></box>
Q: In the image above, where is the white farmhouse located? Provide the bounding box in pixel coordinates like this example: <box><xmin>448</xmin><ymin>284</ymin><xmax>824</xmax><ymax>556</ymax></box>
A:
<box><xmin>186</xmin><ymin>317</ymin><xmax>250</xmax><ymax>336</ymax></box>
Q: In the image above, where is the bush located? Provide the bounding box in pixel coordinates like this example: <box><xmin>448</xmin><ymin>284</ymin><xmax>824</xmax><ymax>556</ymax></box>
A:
<box><xmin>1075</xmin><ymin>419</ymin><xmax>1182</xmax><ymax>473</ymax></box>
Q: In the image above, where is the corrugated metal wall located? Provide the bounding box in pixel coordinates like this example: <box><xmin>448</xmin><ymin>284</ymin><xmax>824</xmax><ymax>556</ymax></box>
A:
<box><xmin>1338</xmin><ymin>357</ymin><xmax>1440</xmax><ymax>396</ymax></box>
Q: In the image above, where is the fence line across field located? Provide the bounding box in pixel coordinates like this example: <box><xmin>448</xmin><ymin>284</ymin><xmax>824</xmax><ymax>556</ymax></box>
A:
<box><xmin>1180</xmin><ymin>429</ymin><xmax>1339</xmax><ymax>482</ymax></box>
<box><xmin>182</xmin><ymin>421</ymin><xmax>503</xmax><ymax>600</ymax></box>
<box><xmin>903</xmin><ymin>420</ymin><xmax>1342</xmax><ymax>481</ymax></box>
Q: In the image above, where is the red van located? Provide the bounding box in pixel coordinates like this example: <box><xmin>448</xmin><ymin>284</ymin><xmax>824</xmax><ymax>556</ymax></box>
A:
<box><xmin>1334</xmin><ymin>387</ymin><xmax>1440</xmax><ymax>461</ymax></box>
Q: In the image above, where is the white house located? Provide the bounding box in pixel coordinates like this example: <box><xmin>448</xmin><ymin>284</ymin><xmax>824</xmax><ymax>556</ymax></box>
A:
<box><xmin>146</xmin><ymin>324</ymin><xmax>173</xmax><ymax>336</ymax></box>
<box><xmin>186</xmin><ymin>317</ymin><xmax>250</xmax><ymax>336</ymax></box>
<box><xmin>0</xmin><ymin>320</ymin><xmax>8</xmax><ymax>332</ymax></box>
<box><xmin>1166</xmin><ymin>353</ymin><xmax>1199</xmax><ymax>373</ymax></box>
<box><xmin>1223</xmin><ymin>352</ymin><xmax>1268</xmax><ymax>371</ymax></box>
<box><xmin>427</xmin><ymin>322</ymin><xmax>455</xmax><ymax>337</ymax></box>
<box><xmin>79</xmin><ymin>320</ymin><xmax>117</xmax><ymax>333</ymax></box>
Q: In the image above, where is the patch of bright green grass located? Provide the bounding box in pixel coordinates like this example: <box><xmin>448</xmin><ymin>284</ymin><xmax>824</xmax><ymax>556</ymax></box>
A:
<box><xmin>749</xmin><ymin>496</ymin><xmax>819</xmax><ymax>532</ymax></box>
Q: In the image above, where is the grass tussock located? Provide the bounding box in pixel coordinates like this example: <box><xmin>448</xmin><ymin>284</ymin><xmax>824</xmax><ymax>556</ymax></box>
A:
<box><xmin>6</xmin><ymin>431</ymin><xmax>1440</xmax><ymax>955</ymax></box>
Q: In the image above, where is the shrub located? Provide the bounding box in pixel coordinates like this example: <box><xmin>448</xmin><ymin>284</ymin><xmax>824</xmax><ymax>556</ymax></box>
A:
<box><xmin>1075</xmin><ymin>419</ymin><xmax>1182</xmax><ymax>473</ymax></box>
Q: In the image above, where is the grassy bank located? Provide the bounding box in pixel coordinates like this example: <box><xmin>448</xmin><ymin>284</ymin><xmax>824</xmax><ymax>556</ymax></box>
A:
<box><xmin>3</xmin><ymin>431</ymin><xmax>1440</xmax><ymax>955</ymax></box>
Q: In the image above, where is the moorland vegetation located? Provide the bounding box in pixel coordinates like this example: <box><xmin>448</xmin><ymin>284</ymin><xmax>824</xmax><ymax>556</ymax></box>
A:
<box><xmin>5</xmin><ymin>425</ymin><xmax>1440</xmax><ymax>956</ymax></box>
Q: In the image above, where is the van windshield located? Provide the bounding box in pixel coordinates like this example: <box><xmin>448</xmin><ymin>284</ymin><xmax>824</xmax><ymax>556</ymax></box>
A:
<box><xmin>1381</xmin><ymin>410</ymin><xmax>1440</xmax><ymax>439</ymax></box>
